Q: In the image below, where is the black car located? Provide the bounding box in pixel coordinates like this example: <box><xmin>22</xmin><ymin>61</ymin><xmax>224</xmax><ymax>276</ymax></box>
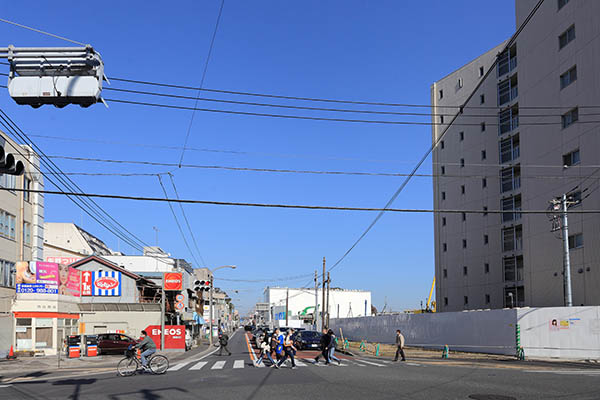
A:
<box><xmin>244</xmin><ymin>325</ymin><xmax>255</xmax><ymax>332</ymax></box>
<box><xmin>293</xmin><ymin>330</ymin><xmax>322</xmax><ymax>350</ymax></box>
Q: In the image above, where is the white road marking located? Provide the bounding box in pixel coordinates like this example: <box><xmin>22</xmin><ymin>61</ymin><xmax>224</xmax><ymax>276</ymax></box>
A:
<box><xmin>0</xmin><ymin>385</ymin><xmax>11</xmax><ymax>388</ymax></box>
<box><xmin>168</xmin><ymin>361</ymin><xmax>192</xmax><ymax>371</ymax></box>
<box><xmin>233</xmin><ymin>360</ymin><xmax>245</xmax><ymax>369</ymax></box>
<box><xmin>211</xmin><ymin>360</ymin><xmax>226</xmax><ymax>370</ymax></box>
<box><xmin>404</xmin><ymin>362</ymin><xmax>422</xmax><ymax>367</ymax></box>
<box><xmin>354</xmin><ymin>359</ymin><xmax>385</xmax><ymax>367</ymax></box>
<box><xmin>189</xmin><ymin>361</ymin><xmax>208</xmax><ymax>370</ymax></box>
<box><xmin>527</xmin><ymin>370</ymin><xmax>600</xmax><ymax>376</ymax></box>
<box><xmin>296</xmin><ymin>360</ymin><xmax>308</xmax><ymax>367</ymax></box>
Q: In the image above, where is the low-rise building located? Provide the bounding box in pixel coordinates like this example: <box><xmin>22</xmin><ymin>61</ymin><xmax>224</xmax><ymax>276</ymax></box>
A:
<box><xmin>43</xmin><ymin>222</ymin><xmax>114</xmax><ymax>265</ymax></box>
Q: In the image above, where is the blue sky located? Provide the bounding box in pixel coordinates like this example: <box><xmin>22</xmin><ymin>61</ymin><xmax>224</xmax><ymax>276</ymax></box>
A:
<box><xmin>1</xmin><ymin>1</ymin><xmax>516</xmax><ymax>315</ymax></box>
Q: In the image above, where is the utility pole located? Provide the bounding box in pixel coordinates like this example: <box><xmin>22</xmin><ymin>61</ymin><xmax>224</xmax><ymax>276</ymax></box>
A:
<box><xmin>322</xmin><ymin>257</ymin><xmax>326</xmax><ymax>329</ymax></box>
<box><xmin>326</xmin><ymin>272</ymin><xmax>330</xmax><ymax>328</ymax></box>
<box><xmin>160</xmin><ymin>284</ymin><xmax>165</xmax><ymax>351</ymax></box>
<box><xmin>209</xmin><ymin>274</ymin><xmax>214</xmax><ymax>346</ymax></box>
<box><xmin>561</xmin><ymin>193</ymin><xmax>573</xmax><ymax>307</ymax></box>
<box><xmin>285</xmin><ymin>288</ymin><xmax>289</xmax><ymax>326</ymax></box>
<box><xmin>549</xmin><ymin>193</ymin><xmax>574</xmax><ymax>307</ymax></box>
<box><xmin>314</xmin><ymin>270</ymin><xmax>318</xmax><ymax>331</ymax></box>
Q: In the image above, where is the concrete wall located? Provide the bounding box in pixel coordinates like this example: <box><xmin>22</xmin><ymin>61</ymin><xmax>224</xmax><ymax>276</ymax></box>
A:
<box><xmin>80</xmin><ymin>311</ymin><xmax>161</xmax><ymax>339</ymax></box>
<box><xmin>332</xmin><ymin>306</ymin><xmax>600</xmax><ymax>359</ymax></box>
<box><xmin>0</xmin><ymin>314</ymin><xmax>13</xmax><ymax>357</ymax></box>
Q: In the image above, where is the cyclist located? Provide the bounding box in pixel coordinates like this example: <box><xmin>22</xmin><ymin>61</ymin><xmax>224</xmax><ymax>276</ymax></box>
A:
<box><xmin>135</xmin><ymin>330</ymin><xmax>156</xmax><ymax>371</ymax></box>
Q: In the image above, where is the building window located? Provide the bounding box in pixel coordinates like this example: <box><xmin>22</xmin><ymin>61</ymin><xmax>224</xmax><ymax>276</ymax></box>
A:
<box><xmin>482</xmin><ymin>178</ymin><xmax>487</xmax><ymax>188</ymax></box>
<box><xmin>502</xmin><ymin>225</ymin><xmax>523</xmax><ymax>252</ymax></box>
<box><xmin>503</xmin><ymin>255</ymin><xmax>524</xmax><ymax>281</ymax></box>
<box><xmin>502</xmin><ymin>194</ymin><xmax>522</xmax><ymax>222</ymax></box>
<box><xmin>563</xmin><ymin>149</ymin><xmax>580</xmax><ymax>167</ymax></box>
<box><xmin>481</xmin><ymin>122</ymin><xmax>486</xmax><ymax>132</ymax></box>
<box><xmin>560</xmin><ymin>66</ymin><xmax>577</xmax><ymax>89</ymax></box>
<box><xmin>499</xmin><ymin>134</ymin><xmax>520</xmax><ymax>163</ymax></box>
<box><xmin>24</xmin><ymin>178</ymin><xmax>31</xmax><ymax>202</ymax></box>
<box><xmin>561</xmin><ymin>108</ymin><xmax>578</xmax><ymax>129</ymax></box>
<box><xmin>442</xmin><ymin>217</ymin><xmax>446</xmax><ymax>226</ymax></box>
<box><xmin>441</xmin><ymin>166</ymin><xmax>446</xmax><ymax>175</ymax></box>
<box><xmin>480</xmin><ymin>94</ymin><xmax>485</xmax><ymax>104</ymax></box>
<box><xmin>442</xmin><ymin>191</ymin><xmax>446</xmax><ymax>200</ymax></box>
<box><xmin>462</xmin><ymin>212</ymin><xmax>466</xmax><ymax>222</ymax></box>
<box><xmin>558</xmin><ymin>0</ymin><xmax>570</xmax><ymax>10</ymax></box>
<box><xmin>0</xmin><ymin>210</ymin><xmax>16</xmax><ymax>240</ymax></box>
<box><xmin>462</xmin><ymin>239</ymin><xmax>467</xmax><ymax>249</ymax></box>
<box><xmin>444</xmin><ymin>297</ymin><xmax>448</xmax><ymax>306</ymax></box>
<box><xmin>479</xmin><ymin>66</ymin><xmax>485</xmax><ymax>77</ymax></box>
<box><xmin>504</xmin><ymin>286</ymin><xmax>524</xmax><ymax>308</ymax></box>
<box><xmin>460</xmin><ymin>158</ymin><xmax>465</xmax><ymax>168</ymax></box>
<box><xmin>443</xmin><ymin>243</ymin><xmax>447</xmax><ymax>252</ymax></box>
<box><xmin>483</xmin><ymin>206</ymin><xmax>488</xmax><ymax>216</ymax></box>
<box><xmin>485</xmin><ymin>294</ymin><xmax>491</xmax><ymax>304</ymax></box>
<box><xmin>440</xmin><ymin>115</ymin><xmax>444</xmax><ymax>124</ymax></box>
<box><xmin>568</xmin><ymin>233</ymin><xmax>583</xmax><ymax>249</ymax></box>
<box><xmin>459</xmin><ymin>131</ymin><xmax>464</xmax><ymax>141</ymax></box>
<box><xmin>484</xmin><ymin>234</ymin><xmax>489</xmax><ymax>245</ymax></box>
<box><xmin>481</xmin><ymin>150</ymin><xmax>486</xmax><ymax>160</ymax></box>
<box><xmin>35</xmin><ymin>318</ymin><xmax>54</xmax><ymax>349</ymax></box>
<box><xmin>499</xmin><ymin>105</ymin><xmax>519</xmax><ymax>135</ymax></box>
<box><xmin>464</xmin><ymin>296</ymin><xmax>469</xmax><ymax>306</ymax></box>
<box><xmin>463</xmin><ymin>266</ymin><xmax>468</xmax><ymax>276</ymax></box>
<box><xmin>443</xmin><ymin>269</ymin><xmax>448</xmax><ymax>278</ymax></box>
<box><xmin>484</xmin><ymin>263</ymin><xmax>490</xmax><ymax>274</ymax></box>
<box><xmin>500</xmin><ymin>165</ymin><xmax>521</xmax><ymax>193</ymax></box>
<box><xmin>461</xmin><ymin>185</ymin><xmax>465</xmax><ymax>194</ymax></box>
<box><xmin>0</xmin><ymin>174</ymin><xmax>16</xmax><ymax>191</ymax></box>
<box><xmin>559</xmin><ymin>25</ymin><xmax>575</xmax><ymax>49</ymax></box>
<box><xmin>23</xmin><ymin>222</ymin><xmax>31</xmax><ymax>246</ymax></box>
<box><xmin>0</xmin><ymin>260</ymin><xmax>15</xmax><ymax>288</ymax></box>
<box><xmin>458</xmin><ymin>78</ymin><xmax>463</xmax><ymax>88</ymax></box>
<box><xmin>15</xmin><ymin>318</ymin><xmax>33</xmax><ymax>350</ymax></box>
<box><xmin>441</xmin><ymin>140</ymin><xmax>445</xmax><ymax>149</ymax></box>
<box><xmin>439</xmin><ymin>89</ymin><xmax>444</xmax><ymax>99</ymax></box>
<box><xmin>498</xmin><ymin>44</ymin><xmax>517</xmax><ymax>76</ymax></box>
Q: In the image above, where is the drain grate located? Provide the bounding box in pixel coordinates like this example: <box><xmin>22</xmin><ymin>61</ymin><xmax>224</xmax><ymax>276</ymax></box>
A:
<box><xmin>468</xmin><ymin>395</ymin><xmax>517</xmax><ymax>400</ymax></box>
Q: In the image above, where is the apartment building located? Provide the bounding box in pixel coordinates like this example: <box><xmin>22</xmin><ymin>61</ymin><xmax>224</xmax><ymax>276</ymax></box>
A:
<box><xmin>432</xmin><ymin>0</ymin><xmax>600</xmax><ymax>311</ymax></box>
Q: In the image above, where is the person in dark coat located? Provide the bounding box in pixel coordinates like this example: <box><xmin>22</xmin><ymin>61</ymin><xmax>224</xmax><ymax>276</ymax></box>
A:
<box><xmin>314</xmin><ymin>328</ymin><xmax>331</xmax><ymax>364</ymax></box>
<box><xmin>218</xmin><ymin>331</ymin><xmax>232</xmax><ymax>356</ymax></box>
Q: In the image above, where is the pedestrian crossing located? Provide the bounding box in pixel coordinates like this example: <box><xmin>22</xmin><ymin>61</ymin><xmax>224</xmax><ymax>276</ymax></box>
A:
<box><xmin>526</xmin><ymin>369</ymin><xmax>600</xmax><ymax>377</ymax></box>
<box><xmin>167</xmin><ymin>357</ymin><xmax>401</xmax><ymax>373</ymax></box>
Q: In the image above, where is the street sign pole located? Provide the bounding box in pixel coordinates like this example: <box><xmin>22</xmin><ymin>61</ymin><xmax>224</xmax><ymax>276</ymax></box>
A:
<box><xmin>161</xmin><ymin>275</ymin><xmax>165</xmax><ymax>351</ymax></box>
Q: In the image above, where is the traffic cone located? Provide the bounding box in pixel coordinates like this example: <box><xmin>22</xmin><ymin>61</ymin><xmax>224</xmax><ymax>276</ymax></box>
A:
<box><xmin>7</xmin><ymin>345</ymin><xmax>15</xmax><ymax>359</ymax></box>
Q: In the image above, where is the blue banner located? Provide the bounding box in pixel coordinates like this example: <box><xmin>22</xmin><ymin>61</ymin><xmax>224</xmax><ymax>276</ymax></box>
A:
<box><xmin>16</xmin><ymin>283</ymin><xmax>58</xmax><ymax>294</ymax></box>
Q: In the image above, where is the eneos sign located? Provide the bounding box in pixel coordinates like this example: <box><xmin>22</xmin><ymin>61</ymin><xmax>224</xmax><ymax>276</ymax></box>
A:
<box><xmin>163</xmin><ymin>272</ymin><xmax>183</xmax><ymax>291</ymax></box>
<box><xmin>144</xmin><ymin>325</ymin><xmax>185</xmax><ymax>350</ymax></box>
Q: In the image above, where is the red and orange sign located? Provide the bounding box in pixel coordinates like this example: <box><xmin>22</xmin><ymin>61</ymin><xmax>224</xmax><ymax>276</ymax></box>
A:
<box><xmin>163</xmin><ymin>272</ymin><xmax>183</xmax><ymax>291</ymax></box>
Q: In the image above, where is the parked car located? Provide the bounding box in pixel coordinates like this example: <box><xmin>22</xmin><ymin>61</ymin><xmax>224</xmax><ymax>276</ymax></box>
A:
<box><xmin>293</xmin><ymin>330</ymin><xmax>323</xmax><ymax>350</ymax></box>
<box><xmin>97</xmin><ymin>333</ymin><xmax>138</xmax><ymax>355</ymax></box>
<box><xmin>244</xmin><ymin>324</ymin><xmax>255</xmax><ymax>332</ymax></box>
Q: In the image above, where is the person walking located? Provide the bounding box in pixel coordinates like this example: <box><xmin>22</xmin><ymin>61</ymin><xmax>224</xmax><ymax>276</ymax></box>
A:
<box><xmin>255</xmin><ymin>334</ymin><xmax>276</xmax><ymax>367</ymax></box>
<box><xmin>277</xmin><ymin>328</ymin><xmax>297</xmax><ymax>369</ymax></box>
<box><xmin>314</xmin><ymin>328</ymin><xmax>331</xmax><ymax>364</ymax></box>
<box><xmin>271</xmin><ymin>329</ymin><xmax>284</xmax><ymax>368</ymax></box>
<box><xmin>327</xmin><ymin>329</ymin><xmax>341</xmax><ymax>365</ymax></box>
<box><xmin>218</xmin><ymin>330</ymin><xmax>232</xmax><ymax>356</ymax></box>
<box><xmin>393</xmin><ymin>329</ymin><xmax>406</xmax><ymax>362</ymax></box>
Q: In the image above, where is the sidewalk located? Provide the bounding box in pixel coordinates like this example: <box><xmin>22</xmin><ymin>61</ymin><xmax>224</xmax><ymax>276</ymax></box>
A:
<box><xmin>0</xmin><ymin>340</ymin><xmax>211</xmax><ymax>374</ymax></box>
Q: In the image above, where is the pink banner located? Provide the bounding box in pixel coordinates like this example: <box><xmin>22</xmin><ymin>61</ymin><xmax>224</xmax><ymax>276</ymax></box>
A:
<box><xmin>66</xmin><ymin>268</ymin><xmax>81</xmax><ymax>297</ymax></box>
<box><xmin>35</xmin><ymin>262</ymin><xmax>59</xmax><ymax>287</ymax></box>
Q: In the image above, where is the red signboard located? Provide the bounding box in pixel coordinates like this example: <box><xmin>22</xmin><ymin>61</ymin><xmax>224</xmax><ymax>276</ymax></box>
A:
<box><xmin>81</xmin><ymin>271</ymin><xmax>92</xmax><ymax>296</ymax></box>
<box><xmin>163</xmin><ymin>272</ymin><xmax>183</xmax><ymax>291</ymax></box>
<box><xmin>144</xmin><ymin>325</ymin><xmax>185</xmax><ymax>350</ymax></box>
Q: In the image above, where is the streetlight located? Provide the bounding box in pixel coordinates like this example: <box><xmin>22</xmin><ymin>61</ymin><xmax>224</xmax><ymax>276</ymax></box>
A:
<box><xmin>209</xmin><ymin>265</ymin><xmax>236</xmax><ymax>346</ymax></box>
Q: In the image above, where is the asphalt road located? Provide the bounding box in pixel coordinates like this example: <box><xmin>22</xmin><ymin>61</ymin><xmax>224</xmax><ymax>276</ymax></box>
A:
<box><xmin>1</xmin><ymin>328</ymin><xmax>600</xmax><ymax>400</ymax></box>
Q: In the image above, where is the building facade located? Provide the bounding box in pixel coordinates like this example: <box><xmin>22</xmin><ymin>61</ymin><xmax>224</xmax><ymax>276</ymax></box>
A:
<box><xmin>43</xmin><ymin>222</ymin><xmax>114</xmax><ymax>265</ymax></box>
<box><xmin>433</xmin><ymin>0</ymin><xmax>600</xmax><ymax>311</ymax></box>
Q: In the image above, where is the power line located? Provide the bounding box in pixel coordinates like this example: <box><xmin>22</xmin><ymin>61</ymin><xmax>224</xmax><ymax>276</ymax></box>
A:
<box><xmin>156</xmin><ymin>174</ymin><xmax>201</xmax><ymax>267</ymax></box>
<box><xmin>179</xmin><ymin>0</ymin><xmax>225</xmax><ymax>167</ymax></box>
<box><xmin>326</xmin><ymin>0</ymin><xmax>547</xmax><ymax>275</ymax></box>
<box><xmin>0</xmin><ymin>18</ymin><xmax>85</xmax><ymax>45</ymax></box>
<box><xmin>2</xmin><ymin>186</ymin><xmax>600</xmax><ymax>215</ymax></box>
<box><xmin>168</xmin><ymin>173</ymin><xmax>206</xmax><ymax>267</ymax></box>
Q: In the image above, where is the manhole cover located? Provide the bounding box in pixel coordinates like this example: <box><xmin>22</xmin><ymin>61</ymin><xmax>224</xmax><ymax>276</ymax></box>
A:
<box><xmin>469</xmin><ymin>395</ymin><xmax>517</xmax><ymax>400</ymax></box>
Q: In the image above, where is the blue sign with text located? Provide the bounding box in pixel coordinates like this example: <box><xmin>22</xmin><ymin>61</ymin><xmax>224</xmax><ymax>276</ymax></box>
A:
<box><xmin>16</xmin><ymin>283</ymin><xmax>58</xmax><ymax>294</ymax></box>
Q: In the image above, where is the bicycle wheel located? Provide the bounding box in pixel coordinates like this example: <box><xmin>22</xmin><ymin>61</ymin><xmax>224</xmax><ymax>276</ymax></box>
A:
<box><xmin>149</xmin><ymin>355</ymin><xmax>169</xmax><ymax>374</ymax></box>
<box><xmin>117</xmin><ymin>357</ymin><xmax>138</xmax><ymax>376</ymax></box>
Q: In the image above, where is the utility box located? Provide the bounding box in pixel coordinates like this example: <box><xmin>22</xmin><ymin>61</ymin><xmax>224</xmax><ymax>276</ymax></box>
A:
<box><xmin>67</xmin><ymin>335</ymin><xmax>81</xmax><ymax>358</ymax></box>
<box><xmin>0</xmin><ymin>45</ymin><xmax>106</xmax><ymax>108</ymax></box>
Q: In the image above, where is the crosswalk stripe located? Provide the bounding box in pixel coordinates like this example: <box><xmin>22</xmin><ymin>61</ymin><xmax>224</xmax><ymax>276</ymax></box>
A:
<box><xmin>189</xmin><ymin>361</ymin><xmax>208</xmax><ymax>370</ymax></box>
<box><xmin>168</xmin><ymin>362</ymin><xmax>191</xmax><ymax>371</ymax></box>
<box><xmin>354</xmin><ymin>359</ymin><xmax>385</xmax><ymax>367</ymax></box>
<box><xmin>233</xmin><ymin>360</ymin><xmax>245</xmax><ymax>369</ymax></box>
<box><xmin>296</xmin><ymin>360</ymin><xmax>308</xmax><ymax>367</ymax></box>
<box><xmin>212</xmin><ymin>360</ymin><xmax>226</xmax><ymax>370</ymax></box>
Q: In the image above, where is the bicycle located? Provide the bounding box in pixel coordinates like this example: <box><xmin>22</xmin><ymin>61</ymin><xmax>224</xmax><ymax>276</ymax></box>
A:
<box><xmin>117</xmin><ymin>346</ymin><xmax>170</xmax><ymax>376</ymax></box>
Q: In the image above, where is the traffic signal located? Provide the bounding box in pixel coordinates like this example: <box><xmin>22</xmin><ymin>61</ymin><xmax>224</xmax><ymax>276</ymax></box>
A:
<box><xmin>193</xmin><ymin>280</ymin><xmax>211</xmax><ymax>292</ymax></box>
<box><xmin>0</xmin><ymin>146</ymin><xmax>24</xmax><ymax>175</ymax></box>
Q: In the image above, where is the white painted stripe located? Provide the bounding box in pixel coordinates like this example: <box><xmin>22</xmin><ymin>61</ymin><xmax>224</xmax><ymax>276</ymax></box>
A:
<box><xmin>189</xmin><ymin>361</ymin><xmax>208</xmax><ymax>370</ymax></box>
<box><xmin>404</xmin><ymin>362</ymin><xmax>422</xmax><ymax>367</ymax></box>
<box><xmin>354</xmin><ymin>359</ymin><xmax>385</xmax><ymax>367</ymax></box>
<box><xmin>168</xmin><ymin>362</ymin><xmax>191</xmax><ymax>371</ymax></box>
<box><xmin>0</xmin><ymin>385</ymin><xmax>11</xmax><ymax>388</ymax></box>
<box><xmin>211</xmin><ymin>360</ymin><xmax>226</xmax><ymax>370</ymax></box>
<box><xmin>295</xmin><ymin>360</ymin><xmax>308</xmax><ymax>367</ymax></box>
<box><xmin>233</xmin><ymin>360</ymin><xmax>244</xmax><ymax>369</ymax></box>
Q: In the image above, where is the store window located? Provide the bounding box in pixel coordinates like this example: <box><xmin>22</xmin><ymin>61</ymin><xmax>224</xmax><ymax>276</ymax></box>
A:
<box><xmin>35</xmin><ymin>318</ymin><xmax>53</xmax><ymax>348</ymax></box>
<box><xmin>16</xmin><ymin>318</ymin><xmax>33</xmax><ymax>350</ymax></box>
